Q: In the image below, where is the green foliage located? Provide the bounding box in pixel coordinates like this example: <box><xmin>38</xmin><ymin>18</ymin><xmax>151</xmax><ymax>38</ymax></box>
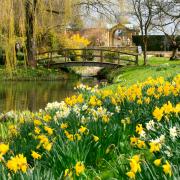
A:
<box><xmin>104</xmin><ymin>52</ymin><xmax>119</xmax><ymax>62</ymax></box>
<box><xmin>0</xmin><ymin>47</ymin><xmax>5</xmax><ymax>65</ymax></box>
<box><xmin>133</xmin><ymin>35</ymin><xmax>180</xmax><ymax>51</ymax></box>
<box><xmin>82</xmin><ymin>49</ymin><xmax>94</xmax><ymax>61</ymax></box>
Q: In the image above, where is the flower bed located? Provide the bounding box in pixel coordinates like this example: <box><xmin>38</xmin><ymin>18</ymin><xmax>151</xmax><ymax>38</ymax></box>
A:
<box><xmin>0</xmin><ymin>75</ymin><xmax>180</xmax><ymax>179</ymax></box>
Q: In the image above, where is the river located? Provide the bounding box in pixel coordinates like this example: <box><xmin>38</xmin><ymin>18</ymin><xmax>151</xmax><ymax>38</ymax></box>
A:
<box><xmin>0</xmin><ymin>78</ymin><xmax>100</xmax><ymax>112</ymax></box>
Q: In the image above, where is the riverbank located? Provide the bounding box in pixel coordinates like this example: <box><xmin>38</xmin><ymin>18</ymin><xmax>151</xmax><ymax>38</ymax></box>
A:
<box><xmin>0</xmin><ymin>66</ymin><xmax>79</xmax><ymax>81</ymax></box>
<box><xmin>100</xmin><ymin>57</ymin><xmax>180</xmax><ymax>89</ymax></box>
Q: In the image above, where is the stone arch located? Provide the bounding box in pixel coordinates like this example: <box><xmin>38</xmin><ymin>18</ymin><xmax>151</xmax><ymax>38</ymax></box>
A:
<box><xmin>109</xmin><ymin>23</ymin><xmax>139</xmax><ymax>47</ymax></box>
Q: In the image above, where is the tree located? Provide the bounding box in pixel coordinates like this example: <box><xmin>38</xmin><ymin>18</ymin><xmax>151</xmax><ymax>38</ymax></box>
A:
<box><xmin>153</xmin><ymin>0</ymin><xmax>180</xmax><ymax>60</ymax></box>
<box><xmin>25</xmin><ymin>0</ymin><xmax>38</xmax><ymax>67</ymax></box>
<box><xmin>131</xmin><ymin>0</ymin><xmax>155</xmax><ymax>65</ymax></box>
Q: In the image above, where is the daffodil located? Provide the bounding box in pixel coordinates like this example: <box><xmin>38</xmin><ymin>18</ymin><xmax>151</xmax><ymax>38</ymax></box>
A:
<box><xmin>162</xmin><ymin>161</ymin><xmax>172</xmax><ymax>176</ymax></box>
<box><xmin>31</xmin><ymin>151</ymin><xmax>41</xmax><ymax>160</ymax></box>
<box><xmin>75</xmin><ymin>161</ymin><xmax>85</xmax><ymax>176</ymax></box>
<box><xmin>153</xmin><ymin>158</ymin><xmax>161</xmax><ymax>166</ymax></box>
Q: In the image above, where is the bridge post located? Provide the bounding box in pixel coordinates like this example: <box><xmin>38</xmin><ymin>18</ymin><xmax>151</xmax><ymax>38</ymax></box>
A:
<box><xmin>118</xmin><ymin>52</ymin><xmax>120</xmax><ymax>65</ymax></box>
<box><xmin>100</xmin><ymin>50</ymin><xmax>104</xmax><ymax>63</ymax></box>
<box><xmin>65</xmin><ymin>50</ymin><xmax>67</xmax><ymax>62</ymax></box>
<box><xmin>135</xmin><ymin>55</ymin><xmax>139</xmax><ymax>65</ymax></box>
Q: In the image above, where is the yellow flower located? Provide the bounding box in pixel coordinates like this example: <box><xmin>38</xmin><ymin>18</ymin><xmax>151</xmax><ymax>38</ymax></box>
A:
<box><xmin>153</xmin><ymin>107</ymin><xmax>163</xmax><ymax>121</ymax></box>
<box><xmin>64</xmin><ymin>168</ymin><xmax>73</xmax><ymax>178</ymax></box>
<box><xmin>146</xmin><ymin>87</ymin><xmax>155</xmax><ymax>96</ymax></box>
<box><xmin>0</xmin><ymin>143</ymin><xmax>9</xmax><ymax>155</ymax></box>
<box><xmin>44</xmin><ymin>126</ymin><xmax>53</xmax><ymax>135</ymax></box>
<box><xmin>38</xmin><ymin>134</ymin><xmax>49</xmax><ymax>144</ymax></box>
<box><xmin>137</xmin><ymin>140</ymin><xmax>146</xmax><ymax>149</ymax></box>
<box><xmin>126</xmin><ymin>171</ymin><xmax>135</xmax><ymax>179</ymax></box>
<box><xmin>149</xmin><ymin>142</ymin><xmax>161</xmax><ymax>153</ymax></box>
<box><xmin>131</xmin><ymin>155</ymin><xmax>140</xmax><ymax>163</ymax></box>
<box><xmin>102</xmin><ymin>115</ymin><xmax>110</xmax><ymax>123</ymax></box>
<box><xmin>7</xmin><ymin>157</ymin><xmax>18</xmax><ymax>173</ymax></box>
<box><xmin>93</xmin><ymin>135</ymin><xmax>99</xmax><ymax>142</ymax></box>
<box><xmin>79</xmin><ymin>126</ymin><xmax>87</xmax><ymax>134</ymax></box>
<box><xmin>144</xmin><ymin>97</ymin><xmax>150</xmax><ymax>104</ymax></box>
<box><xmin>43</xmin><ymin>142</ymin><xmax>53</xmax><ymax>151</ymax></box>
<box><xmin>153</xmin><ymin>158</ymin><xmax>161</xmax><ymax>166</ymax></box>
<box><xmin>43</xmin><ymin>114</ymin><xmax>51</xmax><ymax>122</ymax></box>
<box><xmin>34</xmin><ymin>119</ymin><xmax>42</xmax><ymax>126</ymax></box>
<box><xmin>162</xmin><ymin>101</ymin><xmax>173</xmax><ymax>114</ymax></box>
<box><xmin>75</xmin><ymin>161</ymin><xmax>85</xmax><ymax>176</ymax></box>
<box><xmin>135</xmin><ymin>124</ymin><xmax>143</xmax><ymax>135</ymax></box>
<box><xmin>130</xmin><ymin>159</ymin><xmax>141</xmax><ymax>173</ymax></box>
<box><xmin>61</xmin><ymin>123</ymin><xmax>68</xmax><ymax>129</ymax></box>
<box><xmin>31</xmin><ymin>151</ymin><xmax>41</xmax><ymax>160</ymax></box>
<box><xmin>75</xmin><ymin>133</ymin><xmax>82</xmax><ymax>141</ymax></box>
<box><xmin>34</xmin><ymin>127</ymin><xmax>41</xmax><ymax>134</ymax></box>
<box><xmin>8</xmin><ymin>125</ymin><xmax>18</xmax><ymax>135</ymax></box>
<box><xmin>162</xmin><ymin>161</ymin><xmax>172</xmax><ymax>176</ymax></box>
<box><xmin>6</xmin><ymin>154</ymin><xmax>27</xmax><ymax>173</ymax></box>
<box><xmin>137</xmin><ymin>99</ymin><xmax>142</xmax><ymax>105</ymax></box>
<box><xmin>130</xmin><ymin>136</ymin><xmax>138</xmax><ymax>146</ymax></box>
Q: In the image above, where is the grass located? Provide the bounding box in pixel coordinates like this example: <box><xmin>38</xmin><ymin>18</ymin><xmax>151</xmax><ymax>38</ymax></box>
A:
<box><xmin>106</xmin><ymin>57</ymin><xmax>180</xmax><ymax>89</ymax></box>
<box><xmin>0</xmin><ymin>66</ymin><xmax>75</xmax><ymax>81</ymax></box>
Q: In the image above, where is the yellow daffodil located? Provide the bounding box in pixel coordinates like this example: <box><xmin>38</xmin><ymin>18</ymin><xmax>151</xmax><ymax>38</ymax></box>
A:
<box><xmin>0</xmin><ymin>143</ymin><xmax>9</xmax><ymax>155</ymax></box>
<box><xmin>136</xmin><ymin>124</ymin><xmax>143</xmax><ymax>135</ymax></box>
<box><xmin>126</xmin><ymin>171</ymin><xmax>135</xmax><ymax>179</ymax></box>
<box><xmin>149</xmin><ymin>142</ymin><xmax>161</xmax><ymax>153</ymax></box>
<box><xmin>31</xmin><ymin>151</ymin><xmax>41</xmax><ymax>160</ymax></box>
<box><xmin>6</xmin><ymin>154</ymin><xmax>27</xmax><ymax>173</ymax></box>
<box><xmin>61</xmin><ymin>123</ymin><xmax>68</xmax><ymax>129</ymax></box>
<box><xmin>93</xmin><ymin>135</ymin><xmax>99</xmax><ymax>142</ymax></box>
<box><xmin>162</xmin><ymin>161</ymin><xmax>172</xmax><ymax>176</ymax></box>
<box><xmin>44</xmin><ymin>126</ymin><xmax>53</xmax><ymax>135</ymax></box>
<box><xmin>75</xmin><ymin>161</ymin><xmax>85</xmax><ymax>176</ymax></box>
<box><xmin>153</xmin><ymin>158</ymin><xmax>161</xmax><ymax>166</ymax></box>
<box><xmin>153</xmin><ymin>107</ymin><xmax>163</xmax><ymax>121</ymax></box>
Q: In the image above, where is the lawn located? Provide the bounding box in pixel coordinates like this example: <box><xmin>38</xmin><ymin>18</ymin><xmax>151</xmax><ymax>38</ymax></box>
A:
<box><xmin>106</xmin><ymin>57</ymin><xmax>180</xmax><ymax>89</ymax></box>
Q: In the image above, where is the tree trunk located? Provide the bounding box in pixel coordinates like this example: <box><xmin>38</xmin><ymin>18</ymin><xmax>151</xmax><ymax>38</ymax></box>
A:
<box><xmin>143</xmin><ymin>36</ymin><xmax>148</xmax><ymax>65</ymax></box>
<box><xmin>170</xmin><ymin>40</ymin><xmax>179</xmax><ymax>60</ymax></box>
<box><xmin>25</xmin><ymin>0</ymin><xmax>37</xmax><ymax>67</ymax></box>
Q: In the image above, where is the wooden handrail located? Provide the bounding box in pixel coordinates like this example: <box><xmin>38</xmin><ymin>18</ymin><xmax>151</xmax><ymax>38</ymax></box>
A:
<box><xmin>37</xmin><ymin>48</ymin><xmax>139</xmax><ymax>56</ymax></box>
<box><xmin>36</xmin><ymin>47</ymin><xmax>139</xmax><ymax>66</ymax></box>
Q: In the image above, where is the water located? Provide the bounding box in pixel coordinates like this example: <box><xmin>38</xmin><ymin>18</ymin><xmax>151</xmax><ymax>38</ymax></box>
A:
<box><xmin>0</xmin><ymin>78</ymin><xmax>99</xmax><ymax>112</ymax></box>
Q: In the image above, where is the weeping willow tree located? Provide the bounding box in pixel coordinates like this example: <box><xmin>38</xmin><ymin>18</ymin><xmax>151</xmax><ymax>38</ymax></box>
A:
<box><xmin>0</xmin><ymin>0</ymin><xmax>75</xmax><ymax>69</ymax></box>
<box><xmin>0</xmin><ymin>0</ymin><xmax>17</xmax><ymax>73</ymax></box>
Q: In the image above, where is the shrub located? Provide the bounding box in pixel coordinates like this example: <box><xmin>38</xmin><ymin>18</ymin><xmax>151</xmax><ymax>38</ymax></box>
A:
<box><xmin>104</xmin><ymin>52</ymin><xmax>119</xmax><ymax>62</ymax></box>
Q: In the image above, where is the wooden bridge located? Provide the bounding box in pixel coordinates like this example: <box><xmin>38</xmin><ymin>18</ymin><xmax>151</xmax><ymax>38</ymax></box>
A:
<box><xmin>36</xmin><ymin>47</ymin><xmax>139</xmax><ymax>68</ymax></box>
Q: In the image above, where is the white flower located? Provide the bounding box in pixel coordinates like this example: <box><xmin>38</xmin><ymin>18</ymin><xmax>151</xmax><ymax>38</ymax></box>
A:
<box><xmin>169</xmin><ymin>127</ymin><xmax>177</xmax><ymax>138</ymax></box>
<box><xmin>146</xmin><ymin>120</ymin><xmax>155</xmax><ymax>130</ymax></box>
<box><xmin>164</xmin><ymin>150</ymin><xmax>172</xmax><ymax>157</ymax></box>
<box><xmin>140</xmin><ymin>130</ymin><xmax>146</xmax><ymax>138</ymax></box>
<box><xmin>115</xmin><ymin>106</ymin><xmax>120</xmax><ymax>113</ymax></box>
<box><xmin>159</xmin><ymin>135</ymin><xmax>165</xmax><ymax>143</ymax></box>
<box><xmin>82</xmin><ymin>104</ymin><xmax>88</xmax><ymax>111</ymax></box>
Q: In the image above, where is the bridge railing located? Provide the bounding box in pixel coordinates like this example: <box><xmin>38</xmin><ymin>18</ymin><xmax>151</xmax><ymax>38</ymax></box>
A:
<box><xmin>36</xmin><ymin>48</ymin><xmax>139</xmax><ymax>67</ymax></box>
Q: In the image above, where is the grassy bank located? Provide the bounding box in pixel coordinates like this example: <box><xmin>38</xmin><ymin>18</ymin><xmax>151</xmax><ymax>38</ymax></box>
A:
<box><xmin>0</xmin><ymin>75</ymin><xmax>179</xmax><ymax>179</ymax></box>
<box><xmin>0</xmin><ymin>66</ymin><xmax>78</xmax><ymax>81</ymax></box>
<box><xmin>104</xmin><ymin>57</ymin><xmax>180</xmax><ymax>89</ymax></box>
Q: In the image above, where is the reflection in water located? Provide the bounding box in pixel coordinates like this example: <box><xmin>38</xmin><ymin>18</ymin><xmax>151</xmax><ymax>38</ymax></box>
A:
<box><xmin>0</xmin><ymin>78</ymin><xmax>99</xmax><ymax>112</ymax></box>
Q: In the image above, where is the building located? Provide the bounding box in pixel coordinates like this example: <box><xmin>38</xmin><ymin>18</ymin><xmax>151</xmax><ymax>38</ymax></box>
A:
<box><xmin>69</xmin><ymin>23</ymin><xmax>139</xmax><ymax>47</ymax></box>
